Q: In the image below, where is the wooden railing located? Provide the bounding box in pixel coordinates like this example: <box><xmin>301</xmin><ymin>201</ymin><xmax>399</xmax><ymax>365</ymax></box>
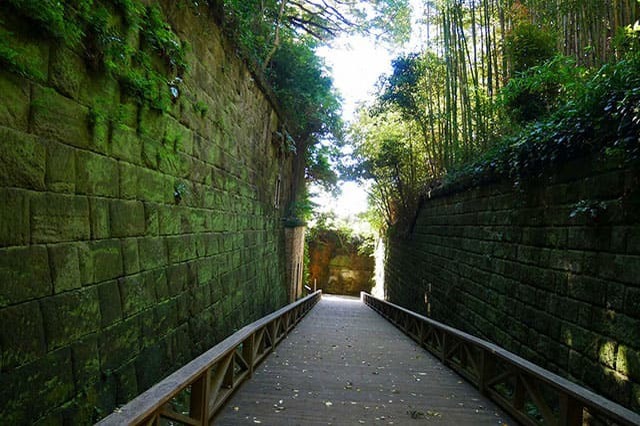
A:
<box><xmin>97</xmin><ymin>290</ymin><xmax>322</xmax><ymax>426</ymax></box>
<box><xmin>362</xmin><ymin>292</ymin><xmax>640</xmax><ymax>426</ymax></box>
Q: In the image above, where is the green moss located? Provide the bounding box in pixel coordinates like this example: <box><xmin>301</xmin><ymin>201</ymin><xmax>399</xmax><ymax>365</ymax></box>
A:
<box><xmin>0</xmin><ymin>26</ymin><xmax>45</xmax><ymax>80</ymax></box>
<box><xmin>192</xmin><ymin>100</ymin><xmax>208</xmax><ymax>117</ymax></box>
<box><xmin>2</xmin><ymin>1</ymin><xmax>188</xmax><ymax>111</ymax></box>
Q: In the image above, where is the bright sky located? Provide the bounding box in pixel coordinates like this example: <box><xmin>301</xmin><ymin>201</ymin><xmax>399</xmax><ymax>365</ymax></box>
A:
<box><xmin>311</xmin><ymin>1</ymin><xmax>426</xmax><ymax>224</ymax></box>
<box><xmin>312</xmin><ymin>34</ymin><xmax>392</xmax><ymax>223</ymax></box>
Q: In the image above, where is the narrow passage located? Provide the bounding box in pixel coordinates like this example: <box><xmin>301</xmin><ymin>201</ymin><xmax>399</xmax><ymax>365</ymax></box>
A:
<box><xmin>217</xmin><ymin>295</ymin><xmax>512</xmax><ymax>425</ymax></box>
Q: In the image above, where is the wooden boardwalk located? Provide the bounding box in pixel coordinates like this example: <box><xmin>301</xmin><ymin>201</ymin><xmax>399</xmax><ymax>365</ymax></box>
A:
<box><xmin>217</xmin><ymin>295</ymin><xmax>512</xmax><ymax>425</ymax></box>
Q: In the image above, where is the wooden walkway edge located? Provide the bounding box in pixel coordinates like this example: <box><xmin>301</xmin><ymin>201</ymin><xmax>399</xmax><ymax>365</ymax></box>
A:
<box><xmin>216</xmin><ymin>295</ymin><xmax>512</xmax><ymax>425</ymax></box>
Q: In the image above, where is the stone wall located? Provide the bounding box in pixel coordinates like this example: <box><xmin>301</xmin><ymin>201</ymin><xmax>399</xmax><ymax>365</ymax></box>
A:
<box><xmin>0</xmin><ymin>2</ymin><xmax>296</xmax><ymax>423</ymax></box>
<box><xmin>309</xmin><ymin>231</ymin><xmax>374</xmax><ymax>296</ymax></box>
<box><xmin>385</xmin><ymin>154</ymin><xmax>640</xmax><ymax>411</ymax></box>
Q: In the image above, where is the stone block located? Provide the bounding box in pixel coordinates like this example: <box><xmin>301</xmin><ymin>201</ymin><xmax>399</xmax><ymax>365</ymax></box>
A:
<box><xmin>626</xmin><ymin>287</ymin><xmax>640</xmax><ymax>318</ymax></box>
<box><xmin>110</xmin><ymin>200</ymin><xmax>145</xmax><ymax>238</ymax></box>
<box><xmin>49</xmin><ymin>45</ymin><xmax>85</xmax><ymax>98</ymax></box>
<box><xmin>567</xmin><ymin>276</ymin><xmax>607</xmax><ymax>306</ymax></box>
<box><xmin>0</xmin><ymin>301</ymin><xmax>46</xmax><ymax>370</ymax></box>
<box><xmin>143</xmin><ymin>203</ymin><xmax>160</xmax><ymax>236</ymax></box>
<box><xmin>118</xmin><ymin>274</ymin><xmax>155</xmax><ymax>317</ymax></box>
<box><xmin>166</xmin><ymin>263</ymin><xmax>188</xmax><ymax>296</ymax></box>
<box><xmin>0</xmin><ymin>348</ymin><xmax>74</xmax><ymax>425</ymax></box>
<box><xmin>166</xmin><ymin>234</ymin><xmax>197</xmax><ymax>264</ymax></box>
<box><xmin>0</xmin><ymin>126</ymin><xmax>46</xmax><ymax>190</ymax></box>
<box><xmin>48</xmin><ymin>243</ymin><xmax>81</xmax><ymax>294</ymax></box>
<box><xmin>138</xmin><ymin>236</ymin><xmax>167</xmax><ymax>271</ymax></box>
<box><xmin>138</xmin><ymin>106</ymin><xmax>166</xmax><ymax>141</ymax></box>
<box><xmin>137</xmin><ymin>168</ymin><xmax>172</xmax><ymax>204</ymax></box>
<box><xmin>89</xmin><ymin>197</ymin><xmax>110</xmax><ymax>240</ymax></box>
<box><xmin>79</xmin><ymin>240</ymin><xmax>123</xmax><ymax>285</ymax></box>
<box><xmin>158</xmin><ymin>205</ymin><xmax>181</xmax><ymax>235</ymax></box>
<box><xmin>0</xmin><ymin>72</ymin><xmax>30</xmax><ymax>131</ymax></box>
<box><xmin>46</xmin><ymin>140</ymin><xmax>76</xmax><ymax>192</ymax></box>
<box><xmin>76</xmin><ymin>150</ymin><xmax>119</xmax><ymax>197</ymax></box>
<box><xmin>111</xmin><ymin>126</ymin><xmax>141</xmax><ymax>164</ymax></box>
<box><xmin>617</xmin><ymin>345</ymin><xmax>640</xmax><ymax>380</ymax></box>
<box><xmin>71</xmin><ymin>335</ymin><xmax>100</xmax><ymax>388</ymax></box>
<box><xmin>121</xmin><ymin>239</ymin><xmax>140</xmax><ymax>275</ymax></box>
<box><xmin>0</xmin><ymin>245</ymin><xmax>51</xmax><ymax>307</ymax></box>
<box><xmin>98</xmin><ymin>316</ymin><xmax>140</xmax><ymax>372</ymax></box>
<box><xmin>31</xmin><ymin>193</ymin><xmax>90</xmax><ymax>243</ymax></box>
<box><xmin>40</xmin><ymin>287</ymin><xmax>101</xmax><ymax>350</ymax></box>
<box><xmin>114</xmin><ymin>362</ymin><xmax>138</xmax><ymax>404</ymax></box>
<box><xmin>97</xmin><ymin>280</ymin><xmax>122</xmax><ymax>328</ymax></box>
<box><xmin>118</xmin><ymin>161</ymin><xmax>138</xmax><ymax>200</ymax></box>
<box><xmin>31</xmin><ymin>85</ymin><xmax>90</xmax><ymax>148</ymax></box>
<box><xmin>0</xmin><ymin>188</ymin><xmax>30</xmax><ymax>247</ymax></box>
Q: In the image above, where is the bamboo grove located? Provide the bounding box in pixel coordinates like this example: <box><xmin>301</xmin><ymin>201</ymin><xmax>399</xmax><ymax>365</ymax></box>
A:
<box><xmin>347</xmin><ymin>0</ymin><xmax>640</xmax><ymax>229</ymax></box>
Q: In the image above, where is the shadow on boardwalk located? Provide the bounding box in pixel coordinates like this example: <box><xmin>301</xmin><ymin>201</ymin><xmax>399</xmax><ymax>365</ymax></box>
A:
<box><xmin>217</xmin><ymin>295</ymin><xmax>513</xmax><ymax>425</ymax></box>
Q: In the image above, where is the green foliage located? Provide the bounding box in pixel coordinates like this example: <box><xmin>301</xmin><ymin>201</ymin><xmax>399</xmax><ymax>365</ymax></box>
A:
<box><xmin>504</xmin><ymin>21</ymin><xmax>557</xmax><ymax>74</ymax></box>
<box><xmin>443</xmin><ymin>49</ymin><xmax>640</xmax><ymax>192</ymax></box>
<box><xmin>501</xmin><ymin>55</ymin><xmax>587</xmax><ymax>123</ymax></box>
<box><xmin>308</xmin><ymin>212</ymin><xmax>375</xmax><ymax>257</ymax></box>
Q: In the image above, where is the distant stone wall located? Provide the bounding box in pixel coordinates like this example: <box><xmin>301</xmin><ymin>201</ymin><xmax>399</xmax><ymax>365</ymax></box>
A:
<box><xmin>0</xmin><ymin>2</ymin><xmax>295</xmax><ymax>423</ymax></box>
<box><xmin>309</xmin><ymin>231</ymin><xmax>374</xmax><ymax>296</ymax></box>
<box><xmin>385</xmin><ymin>154</ymin><xmax>640</xmax><ymax>412</ymax></box>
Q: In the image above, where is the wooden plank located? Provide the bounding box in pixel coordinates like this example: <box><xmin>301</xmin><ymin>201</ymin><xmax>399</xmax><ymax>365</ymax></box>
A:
<box><xmin>216</xmin><ymin>295</ymin><xmax>512</xmax><ymax>425</ymax></box>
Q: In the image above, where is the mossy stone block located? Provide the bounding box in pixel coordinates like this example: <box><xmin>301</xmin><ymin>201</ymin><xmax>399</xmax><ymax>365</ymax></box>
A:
<box><xmin>71</xmin><ymin>335</ymin><xmax>100</xmax><ymax>388</ymax></box>
<box><xmin>31</xmin><ymin>86</ymin><xmax>90</xmax><ymax>148</ymax></box>
<box><xmin>50</xmin><ymin>45</ymin><xmax>85</xmax><ymax>98</ymax></box>
<box><xmin>167</xmin><ymin>234</ymin><xmax>197</xmax><ymax>264</ymax></box>
<box><xmin>165</xmin><ymin>118</ymin><xmax>193</xmax><ymax>156</ymax></box>
<box><xmin>89</xmin><ymin>197</ymin><xmax>110</xmax><ymax>240</ymax></box>
<box><xmin>138</xmin><ymin>106</ymin><xmax>166</xmax><ymax>141</ymax></box>
<box><xmin>143</xmin><ymin>202</ymin><xmax>160</xmax><ymax>236</ymax></box>
<box><xmin>30</xmin><ymin>193</ymin><xmax>90</xmax><ymax>243</ymax></box>
<box><xmin>90</xmin><ymin>240</ymin><xmax>124</xmax><ymax>284</ymax></box>
<box><xmin>0</xmin><ymin>301</ymin><xmax>46</xmax><ymax>370</ymax></box>
<box><xmin>0</xmin><ymin>126</ymin><xmax>45</xmax><ymax>190</ymax></box>
<box><xmin>46</xmin><ymin>140</ymin><xmax>75</xmax><ymax>193</ymax></box>
<box><xmin>137</xmin><ymin>168</ymin><xmax>171</xmax><ymax>203</ymax></box>
<box><xmin>0</xmin><ymin>348</ymin><xmax>74</xmax><ymax>424</ymax></box>
<box><xmin>118</xmin><ymin>161</ymin><xmax>138</xmax><ymax>200</ymax></box>
<box><xmin>111</xmin><ymin>126</ymin><xmax>141</xmax><ymax>164</ymax></box>
<box><xmin>76</xmin><ymin>150</ymin><xmax>119</xmax><ymax>197</ymax></box>
<box><xmin>0</xmin><ymin>188</ymin><xmax>30</xmax><ymax>247</ymax></box>
<box><xmin>0</xmin><ymin>245</ymin><xmax>51</xmax><ymax>307</ymax></box>
<box><xmin>137</xmin><ymin>236</ymin><xmax>167</xmax><ymax>271</ymax></box>
<box><xmin>98</xmin><ymin>316</ymin><xmax>140</xmax><ymax>372</ymax></box>
<box><xmin>118</xmin><ymin>273</ymin><xmax>155</xmax><ymax>318</ymax></box>
<box><xmin>121</xmin><ymin>238</ymin><xmax>140</xmax><ymax>275</ymax></box>
<box><xmin>40</xmin><ymin>287</ymin><xmax>101</xmax><ymax>350</ymax></box>
<box><xmin>0</xmin><ymin>72</ymin><xmax>30</xmax><ymax>131</ymax></box>
<box><xmin>110</xmin><ymin>200</ymin><xmax>145</xmax><ymax>238</ymax></box>
<box><xmin>97</xmin><ymin>280</ymin><xmax>122</xmax><ymax>328</ymax></box>
<box><xmin>114</xmin><ymin>362</ymin><xmax>138</xmax><ymax>404</ymax></box>
<box><xmin>158</xmin><ymin>205</ymin><xmax>181</xmax><ymax>235</ymax></box>
<box><xmin>48</xmin><ymin>244</ymin><xmax>81</xmax><ymax>294</ymax></box>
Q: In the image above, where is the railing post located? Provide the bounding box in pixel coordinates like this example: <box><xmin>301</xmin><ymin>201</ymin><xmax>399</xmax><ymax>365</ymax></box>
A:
<box><xmin>559</xmin><ymin>394</ymin><xmax>583</xmax><ymax>426</ymax></box>
<box><xmin>441</xmin><ymin>331</ymin><xmax>448</xmax><ymax>364</ymax></box>
<box><xmin>243</xmin><ymin>334</ymin><xmax>255</xmax><ymax>378</ymax></box>
<box><xmin>478</xmin><ymin>349</ymin><xmax>493</xmax><ymax>395</ymax></box>
<box><xmin>513</xmin><ymin>373</ymin><xmax>525</xmax><ymax>411</ymax></box>
<box><xmin>190</xmin><ymin>370</ymin><xmax>211</xmax><ymax>425</ymax></box>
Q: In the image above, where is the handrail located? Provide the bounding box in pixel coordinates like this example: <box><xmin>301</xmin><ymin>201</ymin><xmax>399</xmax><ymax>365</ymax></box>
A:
<box><xmin>361</xmin><ymin>292</ymin><xmax>640</xmax><ymax>426</ymax></box>
<box><xmin>97</xmin><ymin>290</ymin><xmax>322</xmax><ymax>425</ymax></box>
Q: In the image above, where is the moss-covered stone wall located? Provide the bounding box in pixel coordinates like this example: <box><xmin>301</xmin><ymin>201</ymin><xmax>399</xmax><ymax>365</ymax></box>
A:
<box><xmin>0</xmin><ymin>2</ymin><xmax>294</xmax><ymax>423</ymax></box>
<box><xmin>385</xmin><ymin>154</ymin><xmax>640</xmax><ymax>412</ymax></box>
